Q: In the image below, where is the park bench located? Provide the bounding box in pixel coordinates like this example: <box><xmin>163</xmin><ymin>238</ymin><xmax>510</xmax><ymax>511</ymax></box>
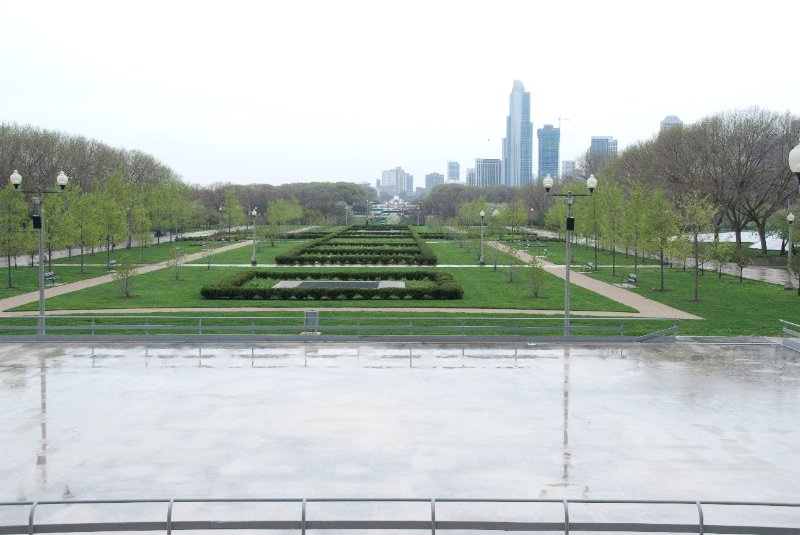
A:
<box><xmin>582</xmin><ymin>262</ymin><xmax>595</xmax><ymax>272</ymax></box>
<box><xmin>536</xmin><ymin>248</ymin><xmax>548</xmax><ymax>258</ymax></box>
<box><xmin>44</xmin><ymin>271</ymin><xmax>61</xmax><ymax>286</ymax></box>
<box><xmin>191</xmin><ymin>241</ymin><xmax>207</xmax><ymax>247</ymax></box>
<box><xmin>107</xmin><ymin>260</ymin><xmax>119</xmax><ymax>270</ymax></box>
<box><xmin>627</xmin><ymin>273</ymin><xmax>638</xmax><ymax>286</ymax></box>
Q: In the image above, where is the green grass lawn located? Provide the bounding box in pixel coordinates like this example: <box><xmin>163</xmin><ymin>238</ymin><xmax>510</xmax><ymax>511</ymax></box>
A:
<box><xmin>11</xmin><ymin>265</ymin><xmax>633</xmax><ymax>313</ymax></box>
<box><xmin>54</xmin><ymin>239</ymin><xmax>219</xmax><ymax>265</ymax></box>
<box><xmin>186</xmin><ymin>240</ymin><xmax>307</xmax><ymax>265</ymax></box>
<box><xmin>427</xmin><ymin>241</ymin><xmax>520</xmax><ymax>265</ymax></box>
<box><xmin>588</xmin><ymin>265</ymin><xmax>800</xmax><ymax>335</ymax></box>
<box><xmin>500</xmin><ymin>239</ymin><xmax>662</xmax><ymax>267</ymax></box>
<box><xmin>0</xmin><ymin>264</ymin><xmax>111</xmax><ymax>300</ymax></box>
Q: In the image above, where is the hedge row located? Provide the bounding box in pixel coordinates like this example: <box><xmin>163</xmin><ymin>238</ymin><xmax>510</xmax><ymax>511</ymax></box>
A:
<box><xmin>200</xmin><ymin>270</ymin><xmax>463</xmax><ymax>300</ymax></box>
<box><xmin>276</xmin><ymin>225</ymin><xmax>437</xmax><ymax>265</ymax></box>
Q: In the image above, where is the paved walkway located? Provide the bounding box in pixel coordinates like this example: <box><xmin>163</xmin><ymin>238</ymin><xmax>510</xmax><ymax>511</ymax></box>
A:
<box><xmin>488</xmin><ymin>242</ymin><xmax>701</xmax><ymax>320</ymax></box>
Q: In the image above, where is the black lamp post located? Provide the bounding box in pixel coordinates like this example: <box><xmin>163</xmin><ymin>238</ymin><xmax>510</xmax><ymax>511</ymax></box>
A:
<box><xmin>251</xmin><ymin>208</ymin><xmax>258</xmax><ymax>266</ymax></box>
<box><xmin>479</xmin><ymin>210</ymin><xmax>485</xmax><ymax>266</ymax></box>
<box><xmin>785</xmin><ymin>212</ymin><xmax>795</xmax><ymax>290</ymax></box>
<box><xmin>543</xmin><ymin>173</ymin><xmax>598</xmax><ymax>337</ymax></box>
<box><xmin>9</xmin><ymin>169</ymin><xmax>69</xmax><ymax>337</ymax></box>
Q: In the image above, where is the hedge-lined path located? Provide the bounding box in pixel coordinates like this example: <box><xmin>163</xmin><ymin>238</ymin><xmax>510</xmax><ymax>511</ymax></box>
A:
<box><xmin>0</xmin><ymin>240</ymin><xmax>254</xmax><ymax>313</ymax></box>
<box><xmin>487</xmin><ymin>241</ymin><xmax>702</xmax><ymax>321</ymax></box>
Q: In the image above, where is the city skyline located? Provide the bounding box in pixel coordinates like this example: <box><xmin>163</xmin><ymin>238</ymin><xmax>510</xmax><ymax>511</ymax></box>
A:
<box><xmin>1</xmin><ymin>1</ymin><xmax>798</xmax><ymax>187</ymax></box>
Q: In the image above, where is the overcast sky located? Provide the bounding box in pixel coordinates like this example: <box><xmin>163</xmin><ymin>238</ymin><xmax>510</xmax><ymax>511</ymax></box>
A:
<box><xmin>3</xmin><ymin>0</ymin><xmax>798</xmax><ymax>188</ymax></box>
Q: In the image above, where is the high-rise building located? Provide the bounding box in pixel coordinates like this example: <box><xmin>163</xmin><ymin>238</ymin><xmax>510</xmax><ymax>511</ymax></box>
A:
<box><xmin>502</xmin><ymin>80</ymin><xmax>533</xmax><ymax>187</ymax></box>
<box><xmin>466</xmin><ymin>168</ymin><xmax>476</xmax><ymax>187</ymax></box>
<box><xmin>537</xmin><ymin>124</ymin><xmax>560</xmax><ymax>179</ymax></box>
<box><xmin>475</xmin><ymin>158</ymin><xmax>503</xmax><ymax>188</ymax></box>
<box><xmin>660</xmin><ymin>116</ymin><xmax>683</xmax><ymax>132</ymax></box>
<box><xmin>589</xmin><ymin>136</ymin><xmax>618</xmax><ymax>159</ymax></box>
<box><xmin>380</xmin><ymin>167</ymin><xmax>413</xmax><ymax>197</ymax></box>
<box><xmin>447</xmin><ymin>161</ymin><xmax>460</xmax><ymax>183</ymax></box>
<box><xmin>425</xmin><ymin>172</ymin><xmax>444</xmax><ymax>191</ymax></box>
<box><xmin>561</xmin><ymin>160</ymin><xmax>576</xmax><ymax>178</ymax></box>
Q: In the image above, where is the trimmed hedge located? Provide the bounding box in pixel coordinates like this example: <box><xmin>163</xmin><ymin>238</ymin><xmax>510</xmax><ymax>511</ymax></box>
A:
<box><xmin>200</xmin><ymin>270</ymin><xmax>463</xmax><ymax>300</ymax></box>
<box><xmin>275</xmin><ymin>225</ymin><xmax>437</xmax><ymax>265</ymax></box>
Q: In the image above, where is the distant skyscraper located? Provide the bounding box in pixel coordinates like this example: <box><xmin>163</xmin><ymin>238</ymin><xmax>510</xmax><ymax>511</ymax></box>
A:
<box><xmin>380</xmin><ymin>167</ymin><xmax>413</xmax><ymax>197</ymax></box>
<box><xmin>425</xmin><ymin>172</ymin><xmax>444</xmax><ymax>191</ymax></box>
<box><xmin>502</xmin><ymin>80</ymin><xmax>533</xmax><ymax>187</ymax></box>
<box><xmin>466</xmin><ymin>168</ymin><xmax>476</xmax><ymax>187</ymax></box>
<box><xmin>660</xmin><ymin>115</ymin><xmax>683</xmax><ymax>132</ymax></box>
<box><xmin>561</xmin><ymin>160</ymin><xmax>576</xmax><ymax>178</ymax></box>
<box><xmin>475</xmin><ymin>158</ymin><xmax>503</xmax><ymax>188</ymax></box>
<box><xmin>537</xmin><ymin>124</ymin><xmax>560</xmax><ymax>178</ymax></box>
<box><xmin>589</xmin><ymin>136</ymin><xmax>618</xmax><ymax>159</ymax></box>
<box><xmin>447</xmin><ymin>161</ymin><xmax>460</xmax><ymax>182</ymax></box>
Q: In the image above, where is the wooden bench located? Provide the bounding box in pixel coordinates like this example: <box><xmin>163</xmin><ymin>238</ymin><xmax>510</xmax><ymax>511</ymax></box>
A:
<box><xmin>44</xmin><ymin>271</ymin><xmax>61</xmax><ymax>286</ymax></box>
<box><xmin>627</xmin><ymin>273</ymin><xmax>638</xmax><ymax>286</ymax></box>
<box><xmin>107</xmin><ymin>260</ymin><xmax>119</xmax><ymax>270</ymax></box>
<box><xmin>582</xmin><ymin>262</ymin><xmax>595</xmax><ymax>272</ymax></box>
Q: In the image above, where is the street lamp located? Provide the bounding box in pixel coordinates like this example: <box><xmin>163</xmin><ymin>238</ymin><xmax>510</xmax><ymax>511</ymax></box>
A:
<box><xmin>251</xmin><ymin>208</ymin><xmax>258</xmax><ymax>266</ymax></box>
<box><xmin>789</xmin><ymin>138</ymin><xmax>800</xmax><ymax>194</ymax></box>
<box><xmin>9</xmin><ymin>169</ymin><xmax>69</xmax><ymax>337</ymax></box>
<box><xmin>479</xmin><ymin>210</ymin><xmax>485</xmax><ymax>266</ymax></box>
<box><xmin>786</xmin><ymin>212</ymin><xmax>795</xmax><ymax>290</ymax></box>
<box><xmin>543</xmin><ymin>173</ymin><xmax>598</xmax><ymax>337</ymax></box>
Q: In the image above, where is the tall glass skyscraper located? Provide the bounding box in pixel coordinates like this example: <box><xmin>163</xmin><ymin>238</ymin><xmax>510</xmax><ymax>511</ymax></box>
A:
<box><xmin>537</xmin><ymin>124</ymin><xmax>560</xmax><ymax>178</ymax></box>
<box><xmin>502</xmin><ymin>80</ymin><xmax>533</xmax><ymax>187</ymax></box>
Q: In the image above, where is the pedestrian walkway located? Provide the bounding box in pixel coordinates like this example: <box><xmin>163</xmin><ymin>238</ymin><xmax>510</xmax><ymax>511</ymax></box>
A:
<box><xmin>488</xmin><ymin>241</ymin><xmax>701</xmax><ymax>320</ymax></box>
<box><xmin>0</xmin><ymin>241</ymin><xmax>252</xmax><ymax>312</ymax></box>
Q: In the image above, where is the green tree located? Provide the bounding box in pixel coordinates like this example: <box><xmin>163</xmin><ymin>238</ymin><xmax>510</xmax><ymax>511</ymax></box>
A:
<box><xmin>0</xmin><ymin>185</ymin><xmax>29</xmax><ymax>287</ymax></box>
<box><xmin>730</xmin><ymin>246</ymin><xmax>753</xmax><ymax>284</ymax></box>
<box><xmin>707</xmin><ymin>235</ymin><xmax>735</xmax><ymax>279</ymax></box>
<box><xmin>621</xmin><ymin>183</ymin><xmax>648</xmax><ymax>273</ymax></box>
<box><xmin>526</xmin><ymin>256</ymin><xmax>547</xmax><ymax>298</ymax></box>
<box><xmin>595</xmin><ymin>180</ymin><xmax>625</xmax><ymax>277</ymax></box>
<box><xmin>111</xmin><ymin>253</ymin><xmax>138</xmax><ymax>297</ymax></box>
<box><xmin>642</xmin><ymin>189</ymin><xmax>679</xmax><ymax>291</ymax></box>
<box><xmin>73</xmin><ymin>189</ymin><xmax>104</xmax><ymax>273</ymax></box>
<box><xmin>680</xmin><ymin>193</ymin><xmax>717</xmax><ymax>301</ymax></box>
<box><xmin>220</xmin><ymin>187</ymin><xmax>245</xmax><ymax>238</ymax></box>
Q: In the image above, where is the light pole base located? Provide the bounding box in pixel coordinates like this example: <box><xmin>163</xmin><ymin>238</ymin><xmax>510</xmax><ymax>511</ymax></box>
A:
<box><xmin>785</xmin><ymin>283</ymin><xmax>794</xmax><ymax>291</ymax></box>
<box><xmin>251</xmin><ymin>259</ymin><xmax>257</xmax><ymax>266</ymax></box>
<box><xmin>479</xmin><ymin>257</ymin><xmax>485</xmax><ymax>267</ymax></box>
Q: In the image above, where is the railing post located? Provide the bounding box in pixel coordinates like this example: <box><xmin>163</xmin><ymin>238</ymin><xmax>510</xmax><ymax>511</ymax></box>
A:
<box><xmin>167</xmin><ymin>499</ymin><xmax>174</xmax><ymax>535</ymax></box>
<box><xmin>28</xmin><ymin>501</ymin><xmax>38</xmax><ymax>535</ymax></box>
<box><xmin>430</xmin><ymin>498</ymin><xmax>436</xmax><ymax>535</ymax></box>
<box><xmin>91</xmin><ymin>317</ymin><xmax>96</xmax><ymax>336</ymax></box>
<box><xmin>696</xmin><ymin>501</ymin><xmax>704</xmax><ymax>535</ymax></box>
<box><xmin>198</xmin><ymin>318</ymin><xmax>202</xmax><ymax>335</ymax></box>
<box><xmin>145</xmin><ymin>317</ymin><xmax>149</xmax><ymax>336</ymax></box>
<box><xmin>301</xmin><ymin>498</ymin><xmax>307</xmax><ymax>535</ymax></box>
<box><xmin>562</xmin><ymin>499</ymin><xmax>569</xmax><ymax>535</ymax></box>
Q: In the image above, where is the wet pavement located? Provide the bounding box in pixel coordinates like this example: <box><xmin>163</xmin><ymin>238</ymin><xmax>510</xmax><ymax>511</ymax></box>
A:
<box><xmin>1</xmin><ymin>341</ymin><xmax>798</xmax><ymax>504</ymax></box>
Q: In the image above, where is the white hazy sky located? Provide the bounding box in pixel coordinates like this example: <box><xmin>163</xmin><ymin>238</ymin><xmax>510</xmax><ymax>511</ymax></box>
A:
<box><xmin>2</xmin><ymin>0</ymin><xmax>798</xmax><ymax>188</ymax></box>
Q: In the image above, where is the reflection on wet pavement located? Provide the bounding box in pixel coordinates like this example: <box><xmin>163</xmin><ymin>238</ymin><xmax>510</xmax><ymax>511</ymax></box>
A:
<box><xmin>0</xmin><ymin>342</ymin><xmax>798</xmax><ymax>504</ymax></box>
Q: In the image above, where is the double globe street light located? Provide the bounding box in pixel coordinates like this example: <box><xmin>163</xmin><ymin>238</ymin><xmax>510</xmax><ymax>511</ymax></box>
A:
<box><xmin>251</xmin><ymin>208</ymin><xmax>258</xmax><ymax>266</ymax></box>
<box><xmin>543</xmin><ymin>173</ymin><xmax>598</xmax><ymax>337</ymax></box>
<box><xmin>9</xmin><ymin>169</ymin><xmax>69</xmax><ymax>337</ymax></box>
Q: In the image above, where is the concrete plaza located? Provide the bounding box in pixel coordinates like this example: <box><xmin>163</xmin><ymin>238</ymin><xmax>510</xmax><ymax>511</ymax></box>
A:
<box><xmin>1</xmin><ymin>341</ymin><xmax>798</xmax><ymax>506</ymax></box>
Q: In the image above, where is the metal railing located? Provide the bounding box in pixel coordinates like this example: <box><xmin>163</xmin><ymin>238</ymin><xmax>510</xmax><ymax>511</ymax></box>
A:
<box><xmin>0</xmin><ymin>314</ymin><xmax>678</xmax><ymax>342</ymax></box>
<box><xmin>781</xmin><ymin>319</ymin><xmax>800</xmax><ymax>352</ymax></box>
<box><xmin>0</xmin><ymin>498</ymin><xmax>798</xmax><ymax>535</ymax></box>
